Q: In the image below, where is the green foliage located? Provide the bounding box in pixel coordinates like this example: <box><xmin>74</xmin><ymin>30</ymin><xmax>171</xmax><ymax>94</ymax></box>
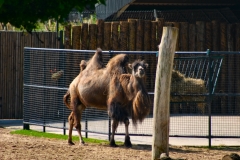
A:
<box><xmin>0</xmin><ymin>0</ymin><xmax>105</xmax><ymax>31</ymax></box>
<box><xmin>10</xmin><ymin>129</ymin><xmax>123</xmax><ymax>145</ymax></box>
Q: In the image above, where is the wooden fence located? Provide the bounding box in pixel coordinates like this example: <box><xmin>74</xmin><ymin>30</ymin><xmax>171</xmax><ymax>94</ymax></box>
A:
<box><xmin>64</xmin><ymin>19</ymin><xmax>240</xmax><ymax>114</ymax></box>
<box><xmin>1</xmin><ymin>19</ymin><xmax>240</xmax><ymax>118</ymax></box>
<box><xmin>0</xmin><ymin>31</ymin><xmax>60</xmax><ymax>119</ymax></box>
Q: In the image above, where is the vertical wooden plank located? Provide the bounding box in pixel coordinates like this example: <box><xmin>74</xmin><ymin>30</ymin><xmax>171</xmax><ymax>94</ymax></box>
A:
<box><xmin>143</xmin><ymin>20</ymin><xmax>151</xmax><ymax>91</ymax></box>
<box><xmin>7</xmin><ymin>32</ymin><xmax>11</xmax><ymax>118</ymax></box>
<box><xmin>2</xmin><ymin>32</ymin><xmax>6</xmax><ymax>118</ymax></box>
<box><xmin>205</xmin><ymin>22</ymin><xmax>212</xmax><ymax>50</ymax></box>
<box><xmin>72</xmin><ymin>26</ymin><xmax>81</xmax><ymax>49</ymax></box>
<box><xmin>151</xmin><ymin>21</ymin><xmax>157</xmax><ymax>51</ymax></box>
<box><xmin>211</xmin><ymin>21</ymin><xmax>220</xmax><ymax>114</ymax></box>
<box><xmin>112</xmin><ymin>22</ymin><xmax>119</xmax><ymax>51</ymax></box>
<box><xmin>0</xmin><ymin>31</ymin><xmax>2</xmax><ymax>118</ymax></box>
<box><xmin>144</xmin><ymin>20</ymin><xmax>151</xmax><ymax>51</ymax></box>
<box><xmin>150</xmin><ymin>21</ymin><xmax>157</xmax><ymax>91</ymax></box>
<box><xmin>89</xmin><ymin>24</ymin><xmax>97</xmax><ymax>50</ymax></box>
<box><xmin>136</xmin><ymin>19</ymin><xmax>144</xmax><ymax>51</ymax></box>
<box><xmin>220</xmin><ymin>22</ymin><xmax>228</xmax><ymax>114</ymax></box>
<box><xmin>12</xmin><ymin>32</ymin><xmax>17</xmax><ymax>118</ymax></box>
<box><xmin>128</xmin><ymin>19</ymin><xmax>136</xmax><ymax>51</ymax></box>
<box><xmin>72</xmin><ymin>26</ymin><xmax>82</xmax><ymax>68</ymax></box>
<box><xmin>156</xmin><ymin>18</ymin><xmax>164</xmax><ymax>47</ymax></box>
<box><xmin>119</xmin><ymin>21</ymin><xmax>128</xmax><ymax>51</ymax></box>
<box><xmin>235</xmin><ymin>23</ymin><xmax>240</xmax><ymax>114</ymax></box>
<box><xmin>189</xmin><ymin>24</ymin><xmax>196</xmax><ymax>51</ymax></box>
<box><xmin>227</xmin><ymin>24</ymin><xmax>235</xmax><ymax>114</ymax></box>
<box><xmin>16</xmin><ymin>32</ymin><xmax>22</xmax><ymax>118</ymax></box>
<box><xmin>212</xmin><ymin>20</ymin><xmax>220</xmax><ymax>51</ymax></box>
<box><xmin>80</xmin><ymin>23</ymin><xmax>88</xmax><ymax>50</ymax></box>
<box><xmin>103</xmin><ymin>22</ymin><xmax>111</xmax><ymax>50</ymax></box>
<box><xmin>64</xmin><ymin>25</ymin><xmax>72</xmax><ymax>49</ymax></box>
<box><xmin>172</xmin><ymin>22</ymin><xmax>180</xmax><ymax>51</ymax></box>
<box><xmin>196</xmin><ymin>21</ymin><xmax>205</xmax><ymax>51</ymax></box>
<box><xmin>179</xmin><ymin>22</ymin><xmax>189</xmax><ymax>51</ymax></box>
<box><xmin>97</xmin><ymin>19</ymin><xmax>104</xmax><ymax>48</ymax></box>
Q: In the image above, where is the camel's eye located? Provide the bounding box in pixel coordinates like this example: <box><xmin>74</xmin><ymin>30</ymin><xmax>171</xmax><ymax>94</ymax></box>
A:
<box><xmin>133</xmin><ymin>63</ymin><xmax>140</xmax><ymax>71</ymax></box>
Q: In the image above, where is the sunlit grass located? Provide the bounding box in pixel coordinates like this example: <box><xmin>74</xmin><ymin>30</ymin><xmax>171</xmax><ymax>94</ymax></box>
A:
<box><xmin>11</xmin><ymin>129</ymin><xmax>123</xmax><ymax>145</ymax></box>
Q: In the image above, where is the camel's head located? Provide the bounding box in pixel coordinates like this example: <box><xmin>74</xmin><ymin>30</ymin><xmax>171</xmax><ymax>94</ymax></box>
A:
<box><xmin>128</xmin><ymin>60</ymin><xmax>148</xmax><ymax>78</ymax></box>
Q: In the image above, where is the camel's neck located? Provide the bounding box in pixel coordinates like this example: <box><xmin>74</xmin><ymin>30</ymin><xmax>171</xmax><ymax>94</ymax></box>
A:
<box><xmin>129</xmin><ymin>75</ymin><xmax>147</xmax><ymax>94</ymax></box>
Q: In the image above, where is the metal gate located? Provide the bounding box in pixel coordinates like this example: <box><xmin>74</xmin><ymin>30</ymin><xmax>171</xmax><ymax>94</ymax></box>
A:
<box><xmin>23</xmin><ymin>48</ymin><xmax>233</xmax><ymax>147</ymax></box>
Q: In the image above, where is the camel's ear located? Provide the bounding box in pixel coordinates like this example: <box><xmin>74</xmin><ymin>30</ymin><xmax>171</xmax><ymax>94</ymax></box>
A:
<box><xmin>128</xmin><ymin>63</ymin><xmax>132</xmax><ymax>69</ymax></box>
<box><xmin>145</xmin><ymin>63</ymin><xmax>149</xmax><ymax>68</ymax></box>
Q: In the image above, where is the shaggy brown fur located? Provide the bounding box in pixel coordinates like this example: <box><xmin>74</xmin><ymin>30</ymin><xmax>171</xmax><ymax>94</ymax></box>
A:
<box><xmin>107</xmin><ymin>60</ymin><xmax>151</xmax><ymax>147</ymax></box>
<box><xmin>64</xmin><ymin>49</ymin><xmax>129</xmax><ymax>146</ymax></box>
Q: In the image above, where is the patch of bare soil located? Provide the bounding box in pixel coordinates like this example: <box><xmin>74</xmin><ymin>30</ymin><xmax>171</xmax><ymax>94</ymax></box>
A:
<box><xmin>0</xmin><ymin>128</ymin><xmax>239</xmax><ymax>160</ymax></box>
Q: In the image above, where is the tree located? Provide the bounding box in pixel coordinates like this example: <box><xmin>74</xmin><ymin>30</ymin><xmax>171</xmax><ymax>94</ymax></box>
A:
<box><xmin>0</xmin><ymin>0</ymin><xmax>105</xmax><ymax>31</ymax></box>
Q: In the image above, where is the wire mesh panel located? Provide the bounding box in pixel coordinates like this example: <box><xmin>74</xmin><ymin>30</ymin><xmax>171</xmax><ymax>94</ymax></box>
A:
<box><xmin>23</xmin><ymin>48</ymin><xmax>158</xmax><ymax>136</ymax></box>
<box><xmin>23</xmin><ymin>48</ymin><xmax>227</xmax><ymax>142</ymax></box>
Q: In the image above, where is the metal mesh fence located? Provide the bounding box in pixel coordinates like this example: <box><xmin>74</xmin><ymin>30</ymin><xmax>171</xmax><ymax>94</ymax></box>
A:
<box><xmin>23</xmin><ymin>48</ymin><xmax>240</xmax><ymax>145</ymax></box>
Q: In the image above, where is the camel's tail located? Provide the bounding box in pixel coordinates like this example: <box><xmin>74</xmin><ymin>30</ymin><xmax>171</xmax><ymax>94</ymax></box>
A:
<box><xmin>63</xmin><ymin>90</ymin><xmax>71</xmax><ymax>110</ymax></box>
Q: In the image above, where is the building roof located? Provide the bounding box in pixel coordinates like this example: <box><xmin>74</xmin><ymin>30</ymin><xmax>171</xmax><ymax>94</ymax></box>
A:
<box><xmin>95</xmin><ymin>0</ymin><xmax>240</xmax><ymax>23</ymax></box>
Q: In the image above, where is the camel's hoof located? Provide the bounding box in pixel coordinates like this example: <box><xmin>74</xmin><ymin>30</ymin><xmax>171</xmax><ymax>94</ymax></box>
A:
<box><xmin>79</xmin><ymin>143</ymin><xmax>85</xmax><ymax>146</ymax></box>
<box><xmin>109</xmin><ymin>140</ymin><xmax>118</xmax><ymax>147</ymax></box>
<box><xmin>124</xmin><ymin>136</ymin><xmax>132</xmax><ymax>148</ymax></box>
<box><xmin>68</xmin><ymin>141</ymin><xmax>75</xmax><ymax>145</ymax></box>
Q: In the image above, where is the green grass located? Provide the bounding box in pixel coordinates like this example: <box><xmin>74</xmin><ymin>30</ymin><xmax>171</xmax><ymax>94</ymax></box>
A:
<box><xmin>10</xmin><ymin>129</ymin><xmax>123</xmax><ymax>145</ymax></box>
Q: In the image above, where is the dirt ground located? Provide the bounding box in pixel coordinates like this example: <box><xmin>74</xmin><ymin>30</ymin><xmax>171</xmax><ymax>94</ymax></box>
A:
<box><xmin>0</xmin><ymin>127</ymin><xmax>239</xmax><ymax>160</ymax></box>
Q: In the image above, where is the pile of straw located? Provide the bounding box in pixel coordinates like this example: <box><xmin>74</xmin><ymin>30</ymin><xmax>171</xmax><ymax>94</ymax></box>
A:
<box><xmin>170</xmin><ymin>70</ymin><xmax>207</xmax><ymax>113</ymax></box>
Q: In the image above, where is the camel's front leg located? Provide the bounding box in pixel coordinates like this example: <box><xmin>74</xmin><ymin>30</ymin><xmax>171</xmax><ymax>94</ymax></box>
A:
<box><xmin>110</xmin><ymin>119</ymin><xmax>119</xmax><ymax>147</ymax></box>
<box><xmin>124</xmin><ymin>118</ymin><xmax>132</xmax><ymax>147</ymax></box>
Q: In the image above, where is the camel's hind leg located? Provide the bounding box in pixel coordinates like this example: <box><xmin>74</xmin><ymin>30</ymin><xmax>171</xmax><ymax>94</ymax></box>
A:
<box><xmin>109</xmin><ymin>119</ymin><xmax>119</xmax><ymax>147</ymax></box>
<box><xmin>123</xmin><ymin>118</ymin><xmax>132</xmax><ymax>148</ymax></box>
<box><xmin>70</xmin><ymin>95</ymin><xmax>86</xmax><ymax>145</ymax></box>
<box><xmin>68</xmin><ymin>111</ymin><xmax>75</xmax><ymax>145</ymax></box>
<box><xmin>74</xmin><ymin>103</ymin><xmax>86</xmax><ymax>145</ymax></box>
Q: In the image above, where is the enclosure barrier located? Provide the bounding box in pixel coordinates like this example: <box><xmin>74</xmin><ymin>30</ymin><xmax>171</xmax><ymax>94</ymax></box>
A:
<box><xmin>23</xmin><ymin>47</ymin><xmax>240</xmax><ymax>147</ymax></box>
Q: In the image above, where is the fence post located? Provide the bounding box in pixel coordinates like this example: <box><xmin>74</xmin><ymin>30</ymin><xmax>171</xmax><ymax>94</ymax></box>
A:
<box><xmin>207</xmin><ymin>49</ymin><xmax>212</xmax><ymax>148</ymax></box>
<box><xmin>152</xmin><ymin>27</ymin><xmax>178</xmax><ymax>159</ymax></box>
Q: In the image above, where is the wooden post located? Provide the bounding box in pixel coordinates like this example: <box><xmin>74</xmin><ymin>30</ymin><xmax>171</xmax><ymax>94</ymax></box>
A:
<box><xmin>119</xmin><ymin>21</ymin><xmax>128</xmax><ymax>51</ymax></box>
<box><xmin>156</xmin><ymin>18</ymin><xmax>164</xmax><ymax>47</ymax></box>
<box><xmin>89</xmin><ymin>24</ymin><xmax>97</xmax><ymax>50</ymax></box>
<box><xmin>72</xmin><ymin>26</ymin><xmax>81</xmax><ymax>49</ymax></box>
<box><xmin>97</xmin><ymin>19</ymin><xmax>104</xmax><ymax>48</ymax></box>
<box><xmin>136</xmin><ymin>19</ymin><xmax>144</xmax><ymax>51</ymax></box>
<box><xmin>189</xmin><ymin>24</ymin><xmax>196</xmax><ymax>51</ymax></box>
<box><xmin>227</xmin><ymin>24</ymin><xmax>235</xmax><ymax>114</ymax></box>
<box><xmin>151</xmin><ymin>21</ymin><xmax>157</xmax><ymax>51</ymax></box>
<box><xmin>64</xmin><ymin>24</ymin><xmax>72</xmax><ymax>49</ymax></box>
<box><xmin>144</xmin><ymin>20</ymin><xmax>151</xmax><ymax>51</ymax></box>
<box><xmin>103</xmin><ymin>22</ymin><xmax>111</xmax><ymax>50</ymax></box>
<box><xmin>205</xmin><ymin>22</ymin><xmax>212</xmax><ymax>50</ymax></box>
<box><xmin>152</xmin><ymin>27</ymin><xmax>179</xmax><ymax>159</ymax></box>
<box><xmin>212</xmin><ymin>20</ymin><xmax>220</xmax><ymax>51</ymax></box>
<box><xmin>112</xmin><ymin>22</ymin><xmax>119</xmax><ymax>51</ymax></box>
<box><xmin>80</xmin><ymin>23</ymin><xmax>88</xmax><ymax>50</ymax></box>
<box><xmin>235</xmin><ymin>23</ymin><xmax>240</xmax><ymax>114</ymax></box>
<box><xmin>196</xmin><ymin>21</ymin><xmax>205</xmax><ymax>51</ymax></box>
<box><xmin>128</xmin><ymin>19</ymin><xmax>136</xmax><ymax>51</ymax></box>
<box><xmin>220</xmin><ymin>22</ymin><xmax>227</xmax><ymax>114</ymax></box>
<box><xmin>179</xmin><ymin>22</ymin><xmax>188</xmax><ymax>51</ymax></box>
